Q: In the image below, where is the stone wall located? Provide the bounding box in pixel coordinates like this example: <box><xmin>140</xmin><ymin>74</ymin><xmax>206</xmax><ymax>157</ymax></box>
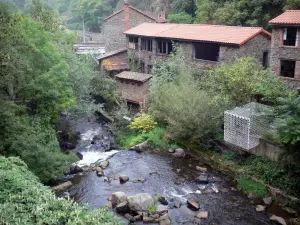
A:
<box><xmin>270</xmin><ymin>26</ymin><xmax>300</xmax><ymax>90</ymax></box>
<box><xmin>117</xmin><ymin>78</ymin><xmax>151</xmax><ymax>103</ymax></box>
<box><xmin>104</xmin><ymin>5</ymin><xmax>155</xmax><ymax>52</ymax></box>
<box><xmin>127</xmin><ymin>33</ymin><xmax>271</xmax><ymax>72</ymax></box>
<box><xmin>99</xmin><ymin>51</ymin><xmax>128</xmax><ymax>72</ymax></box>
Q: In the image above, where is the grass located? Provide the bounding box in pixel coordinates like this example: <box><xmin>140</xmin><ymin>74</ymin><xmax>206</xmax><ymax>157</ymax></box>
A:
<box><xmin>117</xmin><ymin>127</ymin><xmax>169</xmax><ymax>149</ymax></box>
<box><xmin>236</xmin><ymin>177</ymin><xmax>268</xmax><ymax>198</ymax></box>
<box><xmin>148</xmin><ymin>203</ymin><xmax>157</xmax><ymax>215</ymax></box>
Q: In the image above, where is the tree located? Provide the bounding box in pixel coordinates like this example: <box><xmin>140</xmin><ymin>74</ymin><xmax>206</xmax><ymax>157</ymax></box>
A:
<box><xmin>171</xmin><ymin>0</ymin><xmax>196</xmax><ymax>15</ymax></box>
<box><xmin>168</xmin><ymin>12</ymin><xmax>194</xmax><ymax>23</ymax></box>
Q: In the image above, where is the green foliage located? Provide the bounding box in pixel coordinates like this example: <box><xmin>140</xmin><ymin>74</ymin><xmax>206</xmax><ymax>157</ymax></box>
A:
<box><xmin>146</xmin><ymin>127</ymin><xmax>168</xmax><ymax>149</ymax></box>
<box><xmin>148</xmin><ymin>203</ymin><xmax>157</xmax><ymax>215</ymax></box>
<box><xmin>129</xmin><ymin>113</ymin><xmax>157</xmax><ymax>133</ymax></box>
<box><xmin>0</xmin><ymin>157</ymin><xmax>121</xmax><ymax>225</ymax></box>
<box><xmin>244</xmin><ymin>156</ymin><xmax>300</xmax><ymax>197</ymax></box>
<box><xmin>195</xmin><ymin>0</ymin><xmax>285</xmax><ymax>28</ymax></box>
<box><xmin>272</xmin><ymin>95</ymin><xmax>300</xmax><ymax>147</ymax></box>
<box><xmin>168</xmin><ymin>12</ymin><xmax>194</xmax><ymax>24</ymax></box>
<box><xmin>202</xmin><ymin>57</ymin><xmax>291</xmax><ymax>106</ymax></box>
<box><xmin>285</xmin><ymin>0</ymin><xmax>300</xmax><ymax>9</ymax></box>
<box><xmin>171</xmin><ymin>0</ymin><xmax>196</xmax><ymax>15</ymax></box>
<box><xmin>150</xmin><ymin>49</ymin><xmax>226</xmax><ymax>143</ymax></box>
<box><xmin>221</xmin><ymin>152</ymin><xmax>238</xmax><ymax>161</ymax></box>
<box><xmin>236</xmin><ymin>177</ymin><xmax>268</xmax><ymax>198</ymax></box>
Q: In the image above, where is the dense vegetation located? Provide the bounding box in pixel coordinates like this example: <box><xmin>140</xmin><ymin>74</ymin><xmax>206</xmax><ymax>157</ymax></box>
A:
<box><xmin>0</xmin><ymin>157</ymin><xmax>121</xmax><ymax>224</ymax></box>
<box><xmin>0</xmin><ymin>1</ymin><xmax>105</xmax><ymax>183</ymax></box>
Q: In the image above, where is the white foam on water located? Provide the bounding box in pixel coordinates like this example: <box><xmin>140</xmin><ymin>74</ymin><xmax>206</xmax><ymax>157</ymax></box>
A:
<box><xmin>76</xmin><ymin>150</ymin><xmax>119</xmax><ymax>167</ymax></box>
<box><xmin>163</xmin><ymin>186</ymin><xmax>194</xmax><ymax>202</ymax></box>
<box><xmin>80</xmin><ymin>128</ymin><xmax>102</xmax><ymax>141</ymax></box>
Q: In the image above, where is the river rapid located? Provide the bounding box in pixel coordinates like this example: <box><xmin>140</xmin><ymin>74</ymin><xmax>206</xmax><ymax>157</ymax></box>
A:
<box><xmin>67</xmin><ymin>119</ymin><xmax>281</xmax><ymax>225</ymax></box>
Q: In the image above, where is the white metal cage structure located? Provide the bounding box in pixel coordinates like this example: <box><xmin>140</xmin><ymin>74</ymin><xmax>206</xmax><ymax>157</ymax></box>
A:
<box><xmin>224</xmin><ymin>102</ymin><xmax>273</xmax><ymax>150</ymax></box>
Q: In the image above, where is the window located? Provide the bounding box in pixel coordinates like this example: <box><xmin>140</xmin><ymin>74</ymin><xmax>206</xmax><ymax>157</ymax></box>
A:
<box><xmin>194</xmin><ymin>42</ymin><xmax>220</xmax><ymax>62</ymax></box>
<box><xmin>157</xmin><ymin>39</ymin><xmax>173</xmax><ymax>54</ymax></box>
<box><xmin>129</xmin><ymin>36</ymin><xmax>139</xmax><ymax>49</ymax></box>
<box><xmin>283</xmin><ymin>28</ymin><xmax>298</xmax><ymax>46</ymax></box>
<box><xmin>141</xmin><ymin>38</ymin><xmax>152</xmax><ymax>51</ymax></box>
<box><xmin>280</xmin><ymin>60</ymin><xmax>295</xmax><ymax>78</ymax></box>
<box><xmin>262</xmin><ymin>51</ymin><xmax>268</xmax><ymax>68</ymax></box>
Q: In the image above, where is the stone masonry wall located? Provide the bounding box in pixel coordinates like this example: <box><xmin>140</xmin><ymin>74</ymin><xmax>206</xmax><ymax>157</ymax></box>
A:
<box><xmin>270</xmin><ymin>27</ymin><xmax>300</xmax><ymax>90</ymax></box>
<box><xmin>127</xmin><ymin>33</ymin><xmax>271</xmax><ymax>72</ymax></box>
<box><xmin>99</xmin><ymin>51</ymin><xmax>128</xmax><ymax>72</ymax></box>
<box><xmin>117</xmin><ymin>79</ymin><xmax>151</xmax><ymax>103</ymax></box>
<box><xmin>104</xmin><ymin>6</ymin><xmax>155</xmax><ymax>52</ymax></box>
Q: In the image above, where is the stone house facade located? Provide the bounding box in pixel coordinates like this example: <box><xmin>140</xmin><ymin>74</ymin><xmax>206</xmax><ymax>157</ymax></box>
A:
<box><xmin>124</xmin><ymin>23</ymin><xmax>271</xmax><ymax>74</ymax></box>
<box><xmin>269</xmin><ymin>10</ymin><xmax>300</xmax><ymax>90</ymax></box>
<box><xmin>103</xmin><ymin>3</ymin><xmax>165</xmax><ymax>53</ymax></box>
<box><xmin>115</xmin><ymin>71</ymin><xmax>152</xmax><ymax>105</ymax></box>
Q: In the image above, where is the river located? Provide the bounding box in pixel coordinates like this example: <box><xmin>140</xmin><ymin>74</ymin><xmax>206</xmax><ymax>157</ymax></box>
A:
<box><xmin>67</xmin><ymin>119</ymin><xmax>281</xmax><ymax>225</ymax></box>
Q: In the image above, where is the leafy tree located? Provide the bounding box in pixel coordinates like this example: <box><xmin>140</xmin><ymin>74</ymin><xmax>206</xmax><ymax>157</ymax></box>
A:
<box><xmin>202</xmin><ymin>57</ymin><xmax>291</xmax><ymax>106</ymax></box>
<box><xmin>168</xmin><ymin>12</ymin><xmax>194</xmax><ymax>23</ymax></box>
<box><xmin>0</xmin><ymin>157</ymin><xmax>121</xmax><ymax>224</ymax></box>
<box><xmin>285</xmin><ymin>0</ymin><xmax>300</xmax><ymax>9</ymax></box>
<box><xmin>171</xmin><ymin>0</ymin><xmax>196</xmax><ymax>15</ymax></box>
<box><xmin>70</xmin><ymin>0</ymin><xmax>113</xmax><ymax>32</ymax></box>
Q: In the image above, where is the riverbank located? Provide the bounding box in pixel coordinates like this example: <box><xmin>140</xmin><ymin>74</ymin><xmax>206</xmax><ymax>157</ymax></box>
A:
<box><xmin>176</xmin><ymin>139</ymin><xmax>300</xmax><ymax>218</ymax></box>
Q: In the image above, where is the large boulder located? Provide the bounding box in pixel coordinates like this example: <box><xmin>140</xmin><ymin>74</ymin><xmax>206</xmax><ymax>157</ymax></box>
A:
<box><xmin>111</xmin><ymin>192</ymin><xmax>127</xmax><ymax>206</ymax></box>
<box><xmin>173</xmin><ymin>148</ymin><xmax>185</xmax><ymax>157</ymax></box>
<box><xmin>116</xmin><ymin>201</ymin><xmax>128</xmax><ymax>213</ymax></box>
<box><xmin>270</xmin><ymin>215</ymin><xmax>287</xmax><ymax>225</ymax></box>
<box><xmin>51</xmin><ymin>181</ymin><xmax>73</xmax><ymax>192</ymax></box>
<box><xmin>130</xmin><ymin>141</ymin><xmax>149</xmax><ymax>152</ymax></box>
<box><xmin>127</xmin><ymin>193</ymin><xmax>154</xmax><ymax>212</ymax></box>
<box><xmin>97</xmin><ymin>160</ymin><xmax>109</xmax><ymax>169</ymax></box>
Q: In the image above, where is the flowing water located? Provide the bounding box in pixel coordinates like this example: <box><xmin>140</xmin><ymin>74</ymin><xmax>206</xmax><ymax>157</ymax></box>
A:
<box><xmin>68</xmin><ymin>120</ymin><xmax>282</xmax><ymax>225</ymax></box>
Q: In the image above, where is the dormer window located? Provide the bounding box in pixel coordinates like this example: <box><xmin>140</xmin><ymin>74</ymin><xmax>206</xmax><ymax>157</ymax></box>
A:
<box><xmin>283</xmin><ymin>28</ymin><xmax>298</xmax><ymax>46</ymax></box>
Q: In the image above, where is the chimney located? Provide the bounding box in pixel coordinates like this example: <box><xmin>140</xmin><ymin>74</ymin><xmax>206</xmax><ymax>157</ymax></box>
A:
<box><xmin>161</xmin><ymin>11</ymin><xmax>166</xmax><ymax>21</ymax></box>
<box><xmin>124</xmin><ymin>1</ymin><xmax>130</xmax><ymax>31</ymax></box>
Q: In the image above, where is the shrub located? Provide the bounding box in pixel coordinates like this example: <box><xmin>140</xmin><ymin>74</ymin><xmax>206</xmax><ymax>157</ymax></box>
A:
<box><xmin>244</xmin><ymin>156</ymin><xmax>300</xmax><ymax>197</ymax></box>
<box><xmin>236</xmin><ymin>177</ymin><xmax>268</xmax><ymax>197</ymax></box>
<box><xmin>0</xmin><ymin>157</ymin><xmax>121</xmax><ymax>225</ymax></box>
<box><xmin>202</xmin><ymin>57</ymin><xmax>291</xmax><ymax>106</ymax></box>
<box><xmin>151</xmin><ymin>73</ymin><xmax>226</xmax><ymax>143</ymax></box>
<box><xmin>168</xmin><ymin>12</ymin><xmax>194</xmax><ymax>24</ymax></box>
<box><xmin>129</xmin><ymin>113</ymin><xmax>157</xmax><ymax>133</ymax></box>
<box><xmin>147</xmin><ymin>127</ymin><xmax>168</xmax><ymax>149</ymax></box>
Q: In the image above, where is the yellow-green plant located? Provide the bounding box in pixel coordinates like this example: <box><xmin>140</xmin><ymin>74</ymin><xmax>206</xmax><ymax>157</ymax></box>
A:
<box><xmin>129</xmin><ymin>114</ymin><xmax>157</xmax><ymax>133</ymax></box>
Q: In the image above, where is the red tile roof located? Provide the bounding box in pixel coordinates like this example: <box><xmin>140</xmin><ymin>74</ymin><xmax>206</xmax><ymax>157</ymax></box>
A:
<box><xmin>269</xmin><ymin>10</ymin><xmax>300</xmax><ymax>25</ymax></box>
<box><xmin>104</xmin><ymin>5</ymin><xmax>165</xmax><ymax>23</ymax></box>
<box><xmin>116</xmin><ymin>71</ymin><xmax>152</xmax><ymax>82</ymax></box>
<box><xmin>124</xmin><ymin>23</ymin><xmax>271</xmax><ymax>46</ymax></box>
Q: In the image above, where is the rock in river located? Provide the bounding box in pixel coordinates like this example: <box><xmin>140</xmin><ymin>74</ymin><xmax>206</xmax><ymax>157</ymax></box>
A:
<box><xmin>196</xmin><ymin>175</ymin><xmax>209</xmax><ymax>184</ymax></box>
<box><xmin>130</xmin><ymin>141</ymin><xmax>149</xmax><ymax>152</ymax></box>
<box><xmin>51</xmin><ymin>181</ymin><xmax>73</xmax><ymax>192</ymax></box>
<box><xmin>111</xmin><ymin>191</ymin><xmax>127</xmax><ymax>206</ymax></box>
<box><xmin>195</xmin><ymin>211</ymin><xmax>209</xmax><ymax>219</ymax></box>
<box><xmin>97</xmin><ymin>160</ymin><xmax>109</xmax><ymax>169</ymax></box>
<box><xmin>127</xmin><ymin>193</ymin><xmax>154</xmax><ymax>212</ymax></box>
<box><xmin>173</xmin><ymin>148</ymin><xmax>185</xmax><ymax>157</ymax></box>
<box><xmin>116</xmin><ymin>201</ymin><xmax>128</xmax><ymax>213</ymax></box>
<box><xmin>263</xmin><ymin>197</ymin><xmax>272</xmax><ymax>205</ymax></box>
<box><xmin>270</xmin><ymin>215</ymin><xmax>287</xmax><ymax>225</ymax></box>
<box><xmin>187</xmin><ymin>199</ymin><xmax>200</xmax><ymax>211</ymax></box>
<box><xmin>256</xmin><ymin>205</ymin><xmax>266</xmax><ymax>212</ymax></box>
<box><xmin>119</xmin><ymin>175</ymin><xmax>129</xmax><ymax>183</ymax></box>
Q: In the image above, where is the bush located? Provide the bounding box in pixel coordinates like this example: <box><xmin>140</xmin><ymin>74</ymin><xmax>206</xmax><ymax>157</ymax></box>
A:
<box><xmin>202</xmin><ymin>57</ymin><xmax>291</xmax><ymax>106</ymax></box>
<box><xmin>168</xmin><ymin>12</ymin><xmax>194</xmax><ymax>23</ymax></box>
<box><xmin>0</xmin><ymin>157</ymin><xmax>121</xmax><ymax>225</ymax></box>
<box><xmin>147</xmin><ymin>127</ymin><xmax>168</xmax><ymax>149</ymax></box>
<box><xmin>129</xmin><ymin>113</ymin><xmax>157</xmax><ymax>133</ymax></box>
<box><xmin>236</xmin><ymin>177</ymin><xmax>268</xmax><ymax>197</ymax></box>
<box><xmin>244</xmin><ymin>156</ymin><xmax>300</xmax><ymax>197</ymax></box>
<box><xmin>151</xmin><ymin>73</ymin><xmax>226</xmax><ymax>143</ymax></box>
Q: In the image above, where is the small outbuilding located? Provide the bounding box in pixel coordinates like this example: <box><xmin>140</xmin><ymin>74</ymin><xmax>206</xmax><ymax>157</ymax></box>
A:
<box><xmin>115</xmin><ymin>71</ymin><xmax>152</xmax><ymax>107</ymax></box>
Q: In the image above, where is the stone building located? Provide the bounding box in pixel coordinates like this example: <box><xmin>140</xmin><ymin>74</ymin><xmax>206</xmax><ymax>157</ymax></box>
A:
<box><xmin>269</xmin><ymin>10</ymin><xmax>300</xmax><ymax>89</ymax></box>
<box><xmin>97</xmin><ymin>49</ymin><xmax>129</xmax><ymax>74</ymax></box>
<box><xmin>115</xmin><ymin>71</ymin><xmax>152</xmax><ymax>106</ymax></box>
<box><xmin>124</xmin><ymin>23</ymin><xmax>272</xmax><ymax>73</ymax></box>
<box><xmin>103</xmin><ymin>2</ymin><xmax>166</xmax><ymax>53</ymax></box>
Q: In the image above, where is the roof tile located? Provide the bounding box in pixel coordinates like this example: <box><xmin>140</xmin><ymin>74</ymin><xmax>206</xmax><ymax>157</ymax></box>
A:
<box><xmin>124</xmin><ymin>23</ymin><xmax>271</xmax><ymax>46</ymax></box>
<box><xmin>269</xmin><ymin>10</ymin><xmax>300</xmax><ymax>25</ymax></box>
